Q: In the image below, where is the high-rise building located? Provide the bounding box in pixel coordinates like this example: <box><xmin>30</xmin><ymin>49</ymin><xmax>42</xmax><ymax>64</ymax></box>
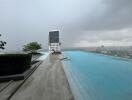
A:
<box><xmin>48</xmin><ymin>30</ymin><xmax>61</xmax><ymax>53</ymax></box>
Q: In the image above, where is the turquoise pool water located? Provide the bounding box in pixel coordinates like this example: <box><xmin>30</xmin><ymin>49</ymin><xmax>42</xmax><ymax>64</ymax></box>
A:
<box><xmin>63</xmin><ymin>51</ymin><xmax>132</xmax><ymax>100</ymax></box>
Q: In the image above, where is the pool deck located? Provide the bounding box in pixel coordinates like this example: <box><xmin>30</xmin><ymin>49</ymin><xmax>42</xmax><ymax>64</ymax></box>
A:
<box><xmin>0</xmin><ymin>54</ymin><xmax>74</xmax><ymax>100</ymax></box>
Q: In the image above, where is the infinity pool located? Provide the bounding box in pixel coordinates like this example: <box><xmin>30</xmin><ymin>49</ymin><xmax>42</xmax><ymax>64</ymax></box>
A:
<box><xmin>63</xmin><ymin>51</ymin><xmax>132</xmax><ymax>100</ymax></box>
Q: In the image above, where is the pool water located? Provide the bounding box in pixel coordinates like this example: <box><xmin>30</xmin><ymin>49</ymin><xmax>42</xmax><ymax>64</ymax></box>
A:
<box><xmin>36</xmin><ymin>52</ymin><xmax>49</xmax><ymax>61</ymax></box>
<box><xmin>63</xmin><ymin>51</ymin><xmax>132</xmax><ymax>100</ymax></box>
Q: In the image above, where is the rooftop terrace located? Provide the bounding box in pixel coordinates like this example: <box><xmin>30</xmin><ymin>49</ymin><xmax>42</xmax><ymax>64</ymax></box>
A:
<box><xmin>0</xmin><ymin>54</ymin><xmax>74</xmax><ymax>100</ymax></box>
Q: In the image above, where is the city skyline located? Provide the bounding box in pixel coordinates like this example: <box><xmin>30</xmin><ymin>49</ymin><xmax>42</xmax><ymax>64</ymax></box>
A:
<box><xmin>0</xmin><ymin>0</ymin><xmax>132</xmax><ymax>51</ymax></box>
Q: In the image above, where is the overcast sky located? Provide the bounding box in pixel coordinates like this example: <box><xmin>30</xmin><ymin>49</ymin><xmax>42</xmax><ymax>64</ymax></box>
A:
<box><xmin>0</xmin><ymin>0</ymin><xmax>132</xmax><ymax>51</ymax></box>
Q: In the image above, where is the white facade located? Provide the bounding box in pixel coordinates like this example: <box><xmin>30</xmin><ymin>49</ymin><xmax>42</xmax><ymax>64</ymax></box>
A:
<box><xmin>49</xmin><ymin>43</ymin><xmax>60</xmax><ymax>52</ymax></box>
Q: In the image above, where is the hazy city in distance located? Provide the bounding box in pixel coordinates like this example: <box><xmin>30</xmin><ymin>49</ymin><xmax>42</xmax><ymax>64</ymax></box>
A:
<box><xmin>0</xmin><ymin>0</ymin><xmax>132</xmax><ymax>52</ymax></box>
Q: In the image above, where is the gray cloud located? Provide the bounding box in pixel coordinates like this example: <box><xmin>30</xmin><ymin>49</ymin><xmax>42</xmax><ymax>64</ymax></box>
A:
<box><xmin>62</xmin><ymin>0</ymin><xmax>132</xmax><ymax>46</ymax></box>
<box><xmin>0</xmin><ymin>0</ymin><xmax>132</xmax><ymax>51</ymax></box>
<box><xmin>81</xmin><ymin>0</ymin><xmax>132</xmax><ymax>30</ymax></box>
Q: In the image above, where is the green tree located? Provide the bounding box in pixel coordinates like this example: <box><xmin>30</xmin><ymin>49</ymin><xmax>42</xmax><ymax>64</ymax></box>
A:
<box><xmin>23</xmin><ymin>42</ymin><xmax>42</xmax><ymax>53</ymax></box>
<box><xmin>0</xmin><ymin>34</ymin><xmax>7</xmax><ymax>50</ymax></box>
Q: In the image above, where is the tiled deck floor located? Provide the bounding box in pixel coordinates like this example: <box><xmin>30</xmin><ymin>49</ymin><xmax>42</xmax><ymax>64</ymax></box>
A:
<box><xmin>0</xmin><ymin>54</ymin><xmax>74</xmax><ymax>100</ymax></box>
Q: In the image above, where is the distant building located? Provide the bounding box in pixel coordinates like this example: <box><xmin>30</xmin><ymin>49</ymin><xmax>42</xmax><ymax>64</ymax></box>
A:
<box><xmin>48</xmin><ymin>30</ymin><xmax>61</xmax><ymax>53</ymax></box>
<box><xmin>96</xmin><ymin>45</ymin><xmax>107</xmax><ymax>54</ymax></box>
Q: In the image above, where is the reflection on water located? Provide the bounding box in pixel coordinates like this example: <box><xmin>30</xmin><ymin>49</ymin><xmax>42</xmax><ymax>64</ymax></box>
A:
<box><xmin>36</xmin><ymin>52</ymin><xmax>49</xmax><ymax>61</ymax></box>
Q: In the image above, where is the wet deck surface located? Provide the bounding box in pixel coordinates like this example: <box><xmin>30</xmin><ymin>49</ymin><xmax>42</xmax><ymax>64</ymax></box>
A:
<box><xmin>0</xmin><ymin>54</ymin><xmax>74</xmax><ymax>100</ymax></box>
